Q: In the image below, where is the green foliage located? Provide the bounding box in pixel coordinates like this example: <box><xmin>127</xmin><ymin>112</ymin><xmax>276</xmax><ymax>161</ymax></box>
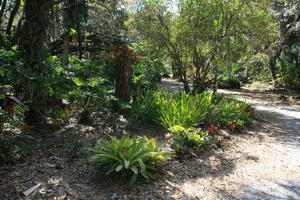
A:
<box><xmin>129</xmin><ymin>91</ymin><xmax>161</xmax><ymax>126</ymax></box>
<box><xmin>64</xmin><ymin>57</ymin><xmax>114</xmax><ymax>123</ymax></box>
<box><xmin>67</xmin><ymin>57</ymin><xmax>113</xmax><ymax>109</ymax></box>
<box><xmin>0</xmin><ymin>47</ymin><xmax>21</xmax><ymax>85</ymax></box>
<box><xmin>0</xmin><ymin>47</ymin><xmax>113</xmax><ymax>124</ymax></box>
<box><xmin>0</xmin><ymin>105</ymin><xmax>26</xmax><ymax>131</ymax></box>
<box><xmin>132</xmin><ymin>41</ymin><xmax>169</xmax><ymax>91</ymax></box>
<box><xmin>214</xmin><ymin>98</ymin><xmax>253</xmax><ymax>128</ymax></box>
<box><xmin>238</xmin><ymin>53</ymin><xmax>271</xmax><ymax>83</ymax></box>
<box><xmin>157</xmin><ymin>92</ymin><xmax>213</xmax><ymax>129</ymax></box>
<box><xmin>63</xmin><ymin>0</ymin><xmax>88</xmax><ymax>27</ymax></box>
<box><xmin>169</xmin><ymin>125</ymin><xmax>209</xmax><ymax>155</ymax></box>
<box><xmin>279</xmin><ymin>49</ymin><xmax>300</xmax><ymax>89</ymax></box>
<box><xmin>90</xmin><ymin>135</ymin><xmax>172</xmax><ymax>186</ymax></box>
<box><xmin>130</xmin><ymin>92</ymin><xmax>214</xmax><ymax>129</ymax></box>
<box><xmin>0</xmin><ymin>48</ymin><xmax>71</xmax><ymax>123</ymax></box>
<box><xmin>133</xmin><ymin>0</ymin><xmax>276</xmax><ymax>93</ymax></box>
<box><xmin>218</xmin><ymin>77</ymin><xmax>241</xmax><ymax>89</ymax></box>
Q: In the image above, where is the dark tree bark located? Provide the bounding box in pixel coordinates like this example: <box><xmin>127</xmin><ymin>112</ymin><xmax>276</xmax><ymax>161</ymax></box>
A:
<box><xmin>6</xmin><ymin>0</ymin><xmax>21</xmax><ymax>38</ymax></box>
<box><xmin>11</xmin><ymin>14</ymin><xmax>24</xmax><ymax>46</ymax></box>
<box><xmin>0</xmin><ymin>0</ymin><xmax>7</xmax><ymax>25</ymax></box>
<box><xmin>269</xmin><ymin>48</ymin><xmax>281</xmax><ymax>87</ymax></box>
<box><xmin>109</xmin><ymin>45</ymin><xmax>139</xmax><ymax>103</ymax></box>
<box><xmin>21</xmin><ymin>0</ymin><xmax>52</xmax><ymax>125</ymax></box>
<box><xmin>115</xmin><ymin>64</ymin><xmax>133</xmax><ymax>103</ymax></box>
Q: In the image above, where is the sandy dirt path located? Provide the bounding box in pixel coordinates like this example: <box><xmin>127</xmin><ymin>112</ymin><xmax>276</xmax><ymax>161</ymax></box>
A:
<box><xmin>159</xmin><ymin>79</ymin><xmax>300</xmax><ymax>200</ymax></box>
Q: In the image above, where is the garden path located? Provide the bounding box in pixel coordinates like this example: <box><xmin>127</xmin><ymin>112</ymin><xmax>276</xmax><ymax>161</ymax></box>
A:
<box><xmin>160</xmin><ymin>78</ymin><xmax>300</xmax><ymax>199</ymax></box>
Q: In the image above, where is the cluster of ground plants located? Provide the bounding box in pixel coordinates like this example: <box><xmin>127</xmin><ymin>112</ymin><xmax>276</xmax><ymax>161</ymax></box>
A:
<box><xmin>89</xmin><ymin>89</ymin><xmax>253</xmax><ymax>185</ymax></box>
<box><xmin>129</xmin><ymin>91</ymin><xmax>252</xmax><ymax>130</ymax></box>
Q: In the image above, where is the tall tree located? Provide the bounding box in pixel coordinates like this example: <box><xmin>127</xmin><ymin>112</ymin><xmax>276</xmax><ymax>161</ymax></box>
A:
<box><xmin>134</xmin><ymin>0</ymin><xmax>268</xmax><ymax>93</ymax></box>
<box><xmin>20</xmin><ymin>0</ymin><xmax>54</xmax><ymax>125</ymax></box>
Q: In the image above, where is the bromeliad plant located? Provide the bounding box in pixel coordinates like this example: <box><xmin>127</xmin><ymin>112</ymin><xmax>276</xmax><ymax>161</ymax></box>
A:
<box><xmin>90</xmin><ymin>135</ymin><xmax>172</xmax><ymax>186</ymax></box>
<box><xmin>169</xmin><ymin>125</ymin><xmax>209</xmax><ymax>155</ymax></box>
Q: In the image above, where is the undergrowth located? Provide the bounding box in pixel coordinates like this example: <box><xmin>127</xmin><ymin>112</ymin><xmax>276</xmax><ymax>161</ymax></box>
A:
<box><xmin>130</xmin><ymin>92</ymin><xmax>214</xmax><ymax>129</ymax></box>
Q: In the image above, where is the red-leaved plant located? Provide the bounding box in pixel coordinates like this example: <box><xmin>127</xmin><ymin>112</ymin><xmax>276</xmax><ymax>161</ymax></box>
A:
<box><xmin>206</xmin><ymin>126</ymin><xmax>219</xmax><ymax>134</ymax></box>
<box><xmin>0</xmin><ymin>86</ymin><xmax>23</xmax><ymax>115</ymax></box>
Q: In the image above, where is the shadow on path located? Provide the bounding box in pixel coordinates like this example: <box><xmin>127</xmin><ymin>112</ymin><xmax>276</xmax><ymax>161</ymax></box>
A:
<box><xmin>238</xmin><ymin>181</ymin><xmax>300</xmax><ymax>200</ymax></box>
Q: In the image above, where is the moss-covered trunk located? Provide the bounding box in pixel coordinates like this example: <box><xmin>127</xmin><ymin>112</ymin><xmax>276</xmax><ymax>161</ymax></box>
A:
<box><xmin>21</xmin><ymin>0</ymin><xmax>51</xmax><ymax>125</ymax></box>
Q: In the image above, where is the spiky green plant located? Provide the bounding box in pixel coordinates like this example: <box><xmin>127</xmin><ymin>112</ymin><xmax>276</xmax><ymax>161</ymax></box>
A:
<box><xmin>157</xmin><ymin>92</ymin><xmax>214</xmax><ymax>129</ymax></box>
<box><xmin>130</xmin><ymin>92</ymin><xmax>214</xmax><ymax>129</ymax></box>
<box><xmin>90</xmin><ymin>136</ymin><xmax>173</xmax><ymax>186</ymax></box>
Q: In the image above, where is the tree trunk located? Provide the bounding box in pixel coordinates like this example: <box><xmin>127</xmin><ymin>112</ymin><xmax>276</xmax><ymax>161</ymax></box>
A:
<box><xmin>179</xmin><ymin>71</ymin><xmax>190</xmax><ymax>94</ymax></box>
<box><xmin>269</xmin><ymin>48</ymin><xmax>282</xmax><ymax>87</ymax></box>
<box><xmin>62</xmin><ymin>28</ymin><xmax>71</xmax><ymax>66</ymax></box>
<box><xmin>173</xmin><ymin>57</ymin><xmax>190</xmax><ymax>93</ymax></box>
<box><xmin>226</xmin><ymin>36</ymin><xmax>232</xmax><ymax>77</ymax></box>
<box><xmin>21</xmin><ymin>0</ymin><xmax>51</xmax><ymax>125</ymax></box>
<box><xmin>269</xmin><ymin>57</ymin><xmax>278</xmax><ymax>87</ymax></box>
<box><xmin>75</xmin><ymin>0</ymin><xmax>83</xmax><ymax>59</ymax></box>
<box><xmin>172</xmin><ymin>61</ymin><xmax>180</xmax><ymax>79</ymax></box>
<box><xmin>115</xmin><ymin>63</ymin><xmax>133</xmax><ymax>103</ymax></box>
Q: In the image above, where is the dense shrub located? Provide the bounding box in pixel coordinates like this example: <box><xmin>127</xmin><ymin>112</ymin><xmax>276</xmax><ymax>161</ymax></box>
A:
<box><xmin>132</xmin><ymin>42</ymin><xmax>169</xmax><ymax>91</ymax></box>
<box><xmin>158</xmin><ymin>92</ymin><xmax>214</xmax><ymax>129</ymax></box>
<box><xmin>214</xmin><ymin>98</ymin><xmax>253</xmax><ymax>129</ymax></box>
<box><xmin>280</xmin><ymin>61</ymin><xmax>300</xmax><ymax>89</ymax></box>
<box><xmin>130</xmin><ymin>92</ymin><xmax>214</xmax><ymax>129</ymax></box>
<box><xmin>66</xmin><ymin>58</ymin><xmax>113</xmax><ymax>123</ymax></box>
<box><xmin>90</xmin><ymin>136</ymin><xmax>172</xmax><ymax>186</ymax></box>
<box><xmin>0</xmin><ymin>47</ymin><xmax>114</xmax><ymax>124</ymax></box>
<box><xmin>218</xmin><ymin>77</ymin><xmax>241</xmax><ymax>89</ymax></box>
<box><xmin>169</xmin><ymin>125</ymin><xmax>209</xmax><ymax>155</ymax></box>
<box><xmin>129</xmin><ymin>91</ymin><xmax>161</xmax><ymax>125</ymax></box>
